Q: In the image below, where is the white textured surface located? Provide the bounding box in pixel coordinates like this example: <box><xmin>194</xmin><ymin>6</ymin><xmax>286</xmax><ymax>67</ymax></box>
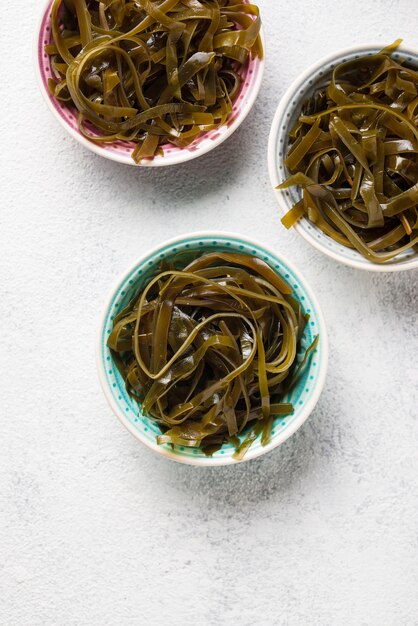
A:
<box><xmin>1</xmin><ymin>2</ymin><xmax>418</xmax><ymax>624</ymax></box>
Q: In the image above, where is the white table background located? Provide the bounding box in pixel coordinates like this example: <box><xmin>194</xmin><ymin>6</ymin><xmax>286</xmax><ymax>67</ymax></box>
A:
<box><xmin>1</xmin><ymin>2</ymin><xmax>418</xmax><ymax>624</ymax></box>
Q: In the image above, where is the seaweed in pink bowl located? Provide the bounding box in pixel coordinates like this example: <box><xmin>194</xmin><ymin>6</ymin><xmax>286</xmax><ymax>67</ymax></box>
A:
<box><xmin>36</xmin><ymin>0</ymin><xmax>264</xmax><ymax>167</ymax></box>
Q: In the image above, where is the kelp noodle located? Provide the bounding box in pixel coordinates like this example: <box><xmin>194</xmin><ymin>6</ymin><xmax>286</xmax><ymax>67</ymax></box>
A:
<box><xmin>46</xmin><ymin>0</ymin><xmax>262</xmax><ymax>162</ymax></box>
<box><xmin>278</xmin><ymin>41</ymin><xmax>418</xmax><ymax>263</ymax></box>
<box><xmin>107</xmin><ymin>252</ymin><xmax>318</xmax><ymax>459</ymax></box>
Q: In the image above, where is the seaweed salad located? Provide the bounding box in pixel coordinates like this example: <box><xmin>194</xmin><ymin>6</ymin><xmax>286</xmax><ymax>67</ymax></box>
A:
<box><xmin>279</xmin><ymin>41</ymin><xmax>418</xmax><ymax>263</ymax></box>
<box><xmin>108</xmin><ymin>252</ymin><xmax>318</xmax><ymax>459</ymax></box>
<box><xmin>46</xmin><ymin>0</ymin><xmax>262</xmax><ymax>162</ymax></box>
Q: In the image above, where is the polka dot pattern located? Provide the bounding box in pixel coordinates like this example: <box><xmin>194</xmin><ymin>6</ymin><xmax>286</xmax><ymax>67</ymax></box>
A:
<box><xmin>36</xmin><ymin>0</ymin><xmax>264</xmax><ymax>167</ymax></box>
<box><xmin>98</xmin><ymin>235</ymin><xmax>326</xmax><ymax>463</ymax></box>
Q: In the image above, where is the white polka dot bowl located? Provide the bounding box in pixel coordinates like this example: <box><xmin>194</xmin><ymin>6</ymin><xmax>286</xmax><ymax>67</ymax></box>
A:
<box><xmin>97</xmin><ymin>232</ymin><xmax>328</xmax><ymax>466</ymax></box>
<box><xmin>35</xmin><ymin>0</ymin><xmax>265</xmax><ymax>168</ymax></box>
<box><xmin>268</xmin><ymin>43</ymin><xmax>418</xmax><ymax>272</ymax></box>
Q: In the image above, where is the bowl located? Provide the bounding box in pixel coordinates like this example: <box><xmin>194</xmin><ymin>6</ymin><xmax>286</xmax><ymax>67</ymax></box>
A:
<box><xmin>35</xmin><ymin>0</ymin><xmax>265</xmax><ymax>168</ymax></box>
<box><xmin>268</xmin><ymin>43</ymin><xmax>418</xmax><ymax>273</ymax></box>
<box><xmin>96</xmin><ymin>232</ymin><xmax>328</xmax><ymax>466</ymax></box>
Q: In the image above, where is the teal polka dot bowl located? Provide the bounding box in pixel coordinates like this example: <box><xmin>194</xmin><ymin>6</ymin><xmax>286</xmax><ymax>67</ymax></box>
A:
<box><xmin>96</xmin><ymin>232</ymin><xmax>328</xmax><ymax>466</ymax></box>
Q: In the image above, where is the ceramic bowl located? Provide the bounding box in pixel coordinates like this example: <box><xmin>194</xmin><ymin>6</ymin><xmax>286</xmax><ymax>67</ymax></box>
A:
<box><xmin>96</xmin><ymin>232</ymin><xmax>328</xmax><ymax>466</ymax></box>
<box><xmin>35</xmin><ymin>0</ymin><xmax>265</xmax><ymax>167</ymax></box>
<box><xmin>268</xmin><ymin>43</ymin><xmax>418</xmax><ymax>272</ymax></box>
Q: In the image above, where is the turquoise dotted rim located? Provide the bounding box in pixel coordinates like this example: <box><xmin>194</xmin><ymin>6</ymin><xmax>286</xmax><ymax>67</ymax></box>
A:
<box><xmin>268</xmin><ymin>43</ymin><xmax>418</xmax><ymax>273</ymax></box>
<box><xmin>97</xmin><ymin>232</ymin><xmax>328</xmax><ymax>466</ymax></box>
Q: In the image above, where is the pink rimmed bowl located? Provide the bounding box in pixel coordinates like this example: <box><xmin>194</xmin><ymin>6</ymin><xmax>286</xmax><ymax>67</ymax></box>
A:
<box><xmin>35</xmin><ymin>0</ymin><xmax>265</xmax><ymax>167</ymax></box>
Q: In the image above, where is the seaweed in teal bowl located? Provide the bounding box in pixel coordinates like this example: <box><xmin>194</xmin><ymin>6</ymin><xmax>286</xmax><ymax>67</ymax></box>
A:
<box><xmin>97</xmin><ymin>232</ymin><xmax>328</xmax><ymax>466</ymax></box>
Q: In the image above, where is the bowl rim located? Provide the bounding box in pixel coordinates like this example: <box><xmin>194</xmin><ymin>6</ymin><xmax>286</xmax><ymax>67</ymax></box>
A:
<box><xmin>268</xmin><ymin>42</ymin><xmax>418</xmax><ymax>273</ymax></box>
<box><xmin>34</xmin><ymin>0</ymin><xmax>265</xmax><ymax>168</ymax></box>
<box><xmin>96</xmin><ymin>231</ymin><xmax>329</xmax><ymax>466</ymax></box>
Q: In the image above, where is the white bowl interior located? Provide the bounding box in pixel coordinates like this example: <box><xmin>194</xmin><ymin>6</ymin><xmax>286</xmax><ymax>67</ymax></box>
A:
<box><xmin>269</xmin><ymin>44</ymin><xmax>418</xmax><ymax>272</ymax></box>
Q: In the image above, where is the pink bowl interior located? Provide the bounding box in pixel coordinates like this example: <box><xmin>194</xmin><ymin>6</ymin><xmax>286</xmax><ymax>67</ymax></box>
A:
<box><xmin>37</xmin><ymin>0</ymin><xmax>263</xmax><ymax>164</ymax></box>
